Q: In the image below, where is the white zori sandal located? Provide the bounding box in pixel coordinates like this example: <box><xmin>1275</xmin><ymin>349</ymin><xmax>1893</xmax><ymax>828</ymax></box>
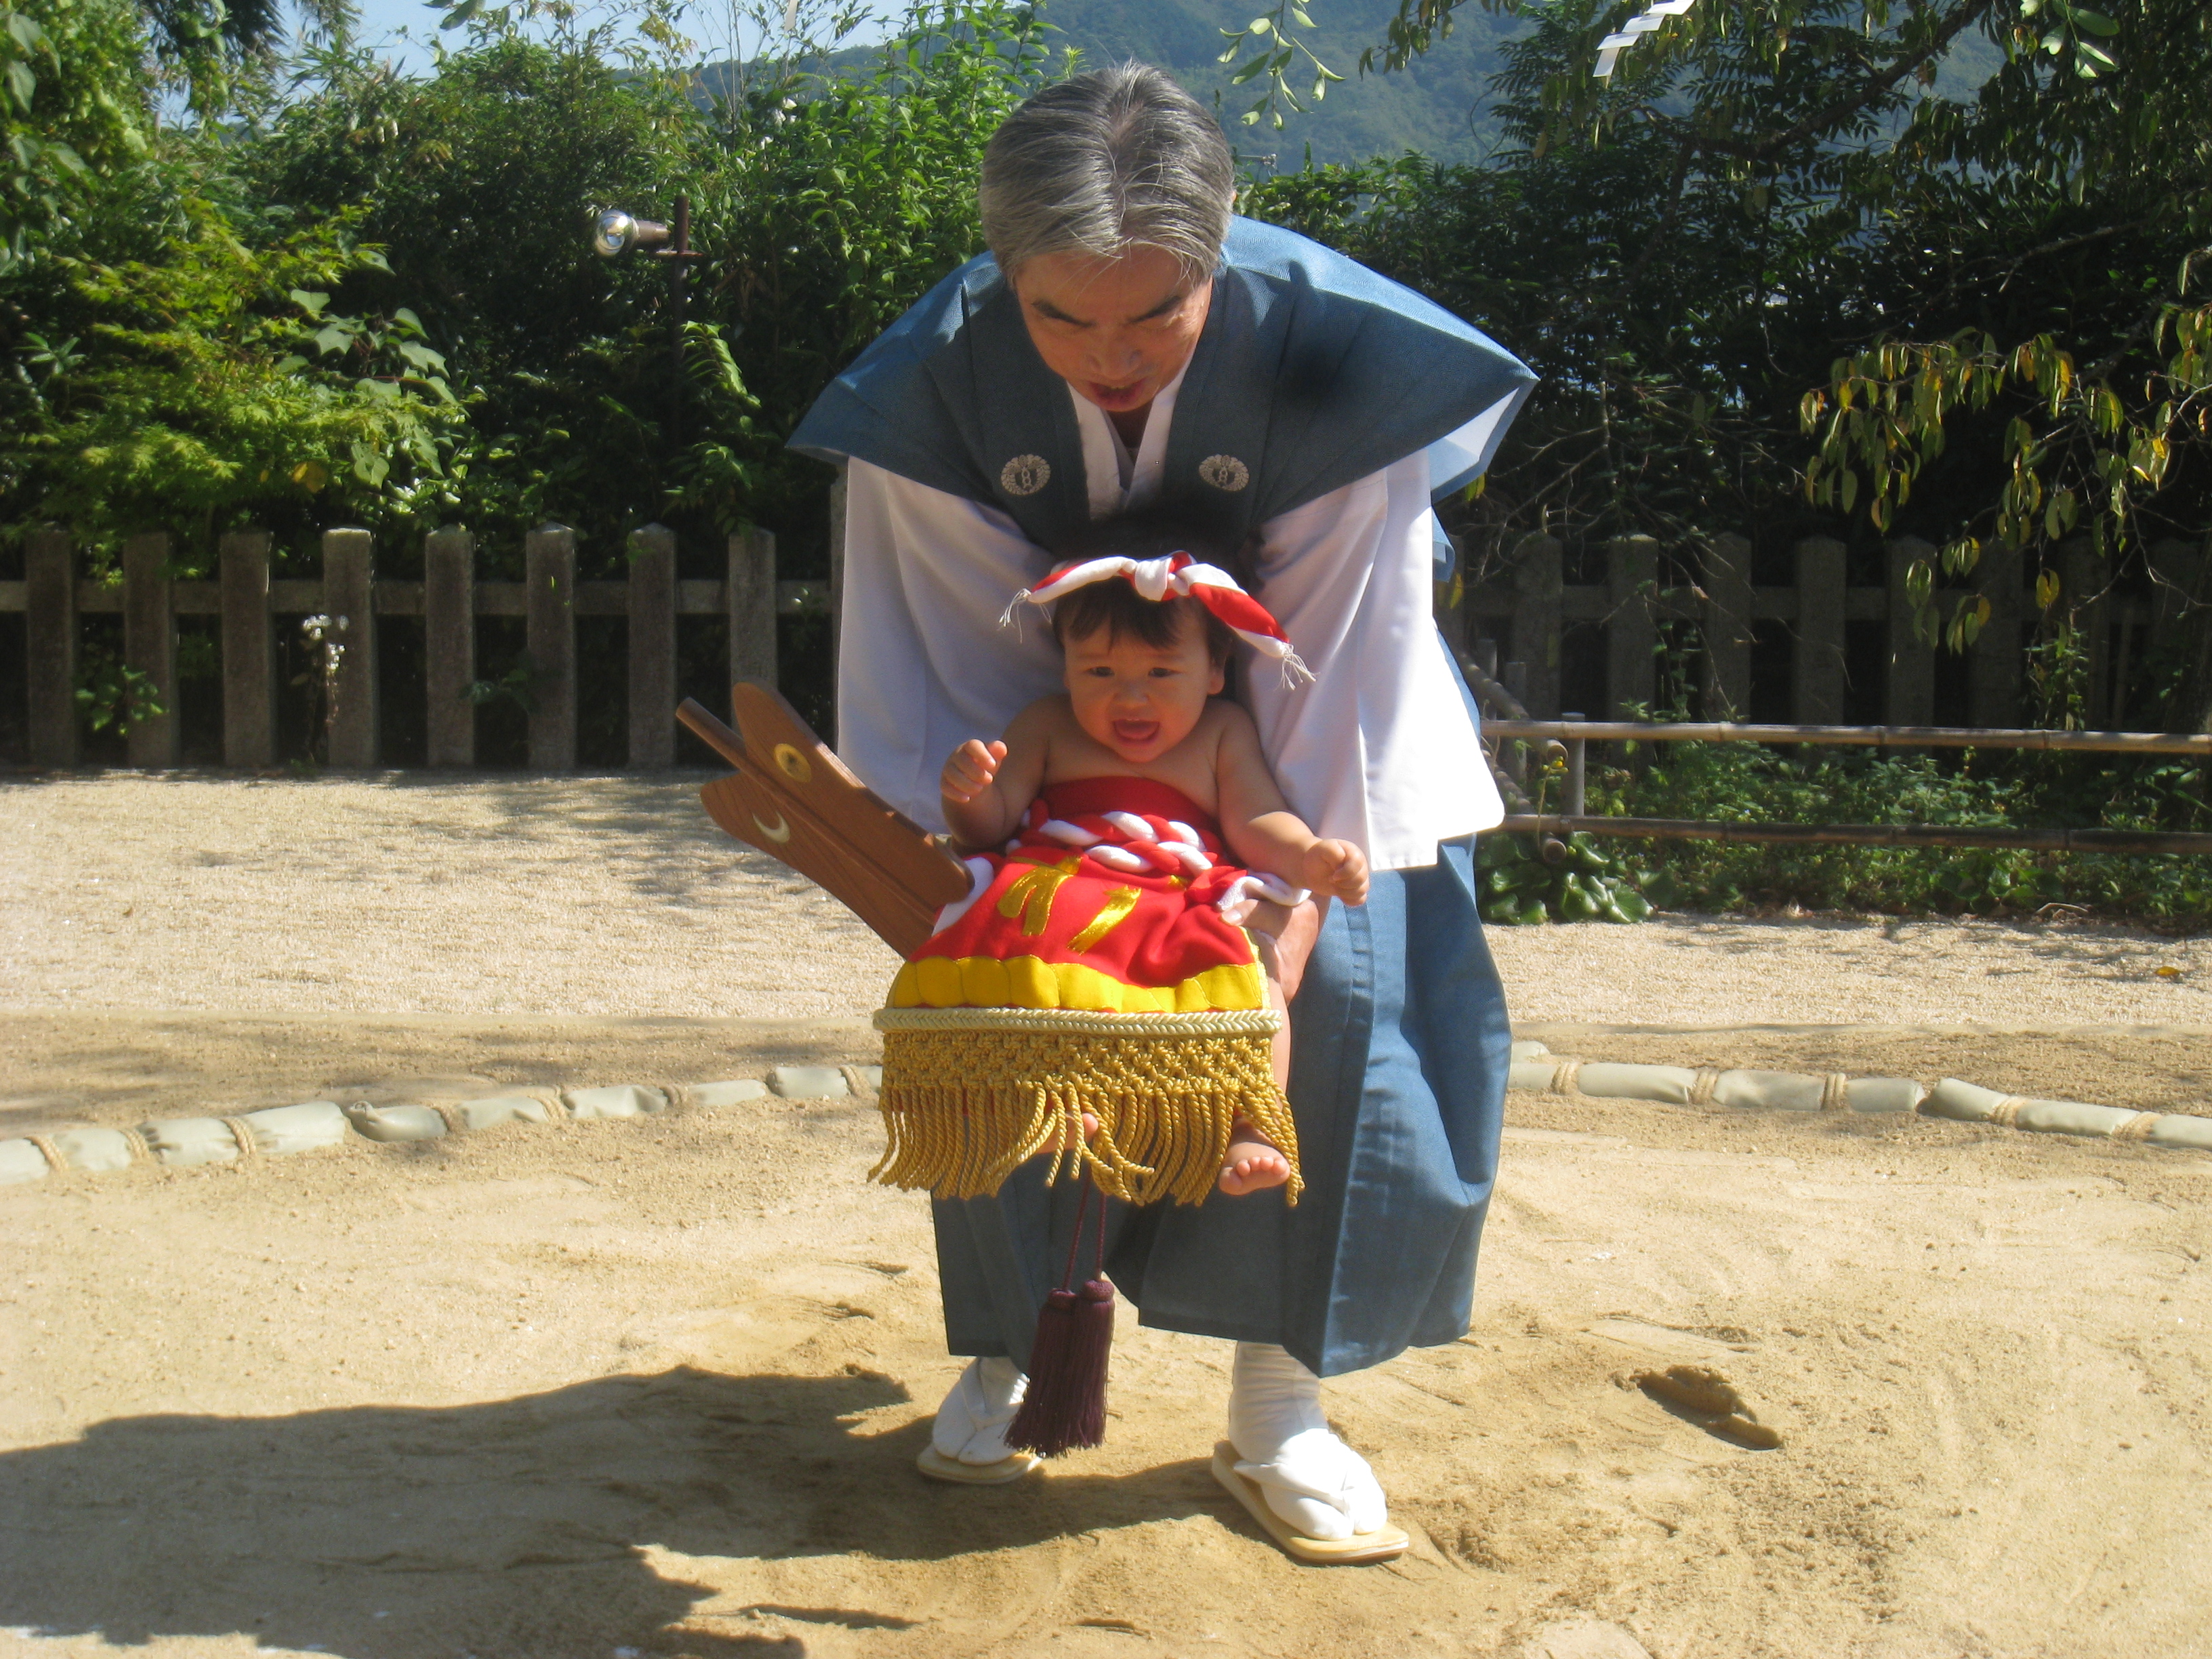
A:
<box><xmin>915</xmin><ymin>1357</ymin><xmax>1043</xmax><ymax>1484</ymax></box>
<box><xmin>1212</xmin><ymin>1342</ymin><xmax>1409</xmax><ymax>1563</ymax></box>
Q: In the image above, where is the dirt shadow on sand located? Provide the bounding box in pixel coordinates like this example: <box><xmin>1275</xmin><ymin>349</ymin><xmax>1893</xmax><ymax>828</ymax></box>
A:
<box><xmin>0</xmin><ymin>1366</ymin><xmax>1218</xmax><ymax>1658</ymax></box>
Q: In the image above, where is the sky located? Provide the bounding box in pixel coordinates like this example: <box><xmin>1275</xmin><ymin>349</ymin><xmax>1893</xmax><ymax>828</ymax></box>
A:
<box><xmin>319</xmin><ymin>0</ymin><xmax>899</xmax><ymax>77</ymax></box>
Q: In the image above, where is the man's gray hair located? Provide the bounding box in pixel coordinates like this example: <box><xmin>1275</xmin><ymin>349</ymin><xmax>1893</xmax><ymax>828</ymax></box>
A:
<box><xmin>979</xmin><ymin>64</ymin><xmax>1235</xmax><ymax>286</ymax></box>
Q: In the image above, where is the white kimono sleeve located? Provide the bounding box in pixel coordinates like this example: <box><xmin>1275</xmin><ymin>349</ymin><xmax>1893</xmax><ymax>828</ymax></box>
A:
<box><xmin>835</xmin><ymin>452</ymin><xmax>1502</xmax><ymax>866</ymax></box>
<box><xmin>1244</xmin><ymin>454</ymin><xmax>1503</xmax><ymax>871</ymax></box>
<box><xmin>836</xmin><ymin>457</ymin><xmax>1067</xmax><ymax>828</ymax></box>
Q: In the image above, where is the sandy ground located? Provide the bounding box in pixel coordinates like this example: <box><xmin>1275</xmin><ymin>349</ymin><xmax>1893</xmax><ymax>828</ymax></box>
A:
<box><xmin>3</xmin><ymin>773</ymin><xmax>2211</xmax><ymax>1659</ymax></box>
<box><xmin>5</xmin><ymin>775</ymin><xmax>2209</xmax><ymax>1027</ymax></box>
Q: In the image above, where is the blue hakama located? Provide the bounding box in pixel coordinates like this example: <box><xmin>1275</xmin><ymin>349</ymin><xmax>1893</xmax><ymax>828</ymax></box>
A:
<box><xmin>932</xmin><ymin>836</ymin><xmax>1508</xmax><ymax>1378</ymax></box>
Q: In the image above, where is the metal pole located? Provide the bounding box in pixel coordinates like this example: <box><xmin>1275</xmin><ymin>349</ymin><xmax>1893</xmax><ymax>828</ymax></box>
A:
<box><xmin>1480</xmin><ymin>718</ymin><xmax>2212</xmax><ymax>757</ymax></box>
<box><xmin>1498</xmin><ymin>814</ymin><xmax>2212</xmax><ymax>857</ymax></box>
<box><xmin>1561</xmin><ymin>710</ymin><xmax>1587</xmax><ymax>818</ymax></box>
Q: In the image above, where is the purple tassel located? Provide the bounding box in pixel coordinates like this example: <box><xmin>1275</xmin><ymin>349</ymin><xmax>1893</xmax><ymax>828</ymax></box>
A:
<box><xmin>1006</xmin><ymin>1277</ymin><xmax>1115</xmax><ymax>1457</ymax></box>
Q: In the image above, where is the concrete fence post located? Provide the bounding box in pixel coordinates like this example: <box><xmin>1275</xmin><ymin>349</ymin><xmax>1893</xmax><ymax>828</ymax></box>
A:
<box><xmin>219</xmin><ymin>529</ymin><xmax>274</xmax><ymax>768</ymax></box>
<box><xmin>1969</xmin><ymin>543</ymin><xmax>2024</xmax><ymax>729</ymax></box>
<box><xmin>424</xmin><ymin>527</ymin><xmax>475</xmax><ymax>767</ymax></box>
<box><xmin>729</xmin><ymin>526</ymin><xmax>777</xmax><ymax>689</ymax></box>
<box><xmin>1793</xmin><ymin>535</ymin><xmax>1847</xmax><ymax>725</ymax></box>
<box><xmin>323</xmin><ymin>527</ymin><xmax>377</xmax><ymax>768</ymax></box>
<box><xmin>1511</xmin><ymin>533</ymin><xmax>1563</xmax><ymax>718</ymax></box>
<box><xmin>627</xmin><ymin>523</ymin><xmax>677</xmax><ymax>769</ymax></box>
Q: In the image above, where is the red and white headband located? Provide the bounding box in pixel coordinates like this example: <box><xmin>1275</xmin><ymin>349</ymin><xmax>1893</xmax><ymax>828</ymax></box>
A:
<box><xmin>1004</xmin><ymin>552</ymin><xmax>1313</xmax><ymax>685</ymax></box>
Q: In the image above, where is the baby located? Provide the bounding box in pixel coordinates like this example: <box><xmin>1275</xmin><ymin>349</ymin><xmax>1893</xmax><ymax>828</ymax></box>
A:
<box><xmin>939</xmin><ymin>518</ymin><xmax>1369</xmax><ymax>1195</ymax></box>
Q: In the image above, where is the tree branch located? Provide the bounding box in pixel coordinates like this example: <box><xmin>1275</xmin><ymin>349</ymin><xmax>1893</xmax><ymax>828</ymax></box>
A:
<box><xmin>1649</xmin><ymin>0</ymin><xmax>1998</xmax><ymax>163</ymax></box>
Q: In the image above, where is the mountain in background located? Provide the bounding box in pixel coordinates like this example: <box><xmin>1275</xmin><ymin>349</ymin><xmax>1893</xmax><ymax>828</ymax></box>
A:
<box><xmin>703</xmin><ymin>3</ymin><xmax>2003</xmax><ymax>172</ymax></box>
<box><xmin>1039</xmin><ymin>0</ymin><xmax>1525</xmax><ymax>167</ymax></box>
<box><xmin>695</xmin><ymin>1</ymin><xmax>1525</xmax><ymax>167</ymax></box>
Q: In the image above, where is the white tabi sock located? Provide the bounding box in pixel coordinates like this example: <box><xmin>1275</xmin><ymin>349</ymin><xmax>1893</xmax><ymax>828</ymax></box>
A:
<box><xmin>1226</xmin><ymin>1341</ymin><xmax>1389</xmax><ymax>1540</ymax></box>
<box><xmin>931</xmin><ymin>1356</ymin><xmax>1029</xmax><ymax>1465</ymax></box>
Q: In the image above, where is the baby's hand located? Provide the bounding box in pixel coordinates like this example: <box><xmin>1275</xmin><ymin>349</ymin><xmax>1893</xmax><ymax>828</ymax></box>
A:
<box><xmin>941</xmin><ymin>739</ymin><xmax>1007</xmax><ymax>804</ymax></box>
<box><xmin>1304</xmin><ymin>839</ymin><xmax>1370</xmax><ymax>906</ymax></box>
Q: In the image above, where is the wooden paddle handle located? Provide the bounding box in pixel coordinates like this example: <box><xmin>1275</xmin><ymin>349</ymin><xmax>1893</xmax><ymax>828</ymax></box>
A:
<box><xmin>676</xmin><ymin>698</ymin><xmax>747</xmax><ymax>769</ymax></box>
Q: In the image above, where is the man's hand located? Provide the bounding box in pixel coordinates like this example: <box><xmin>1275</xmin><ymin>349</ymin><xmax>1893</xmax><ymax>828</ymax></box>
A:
<box><xmin>1303</xmin><ymin>838</ymin><xmax>1369</xmax><ymax>906</ymax></box>
<box><xmin>941</xmin><ymin>739</ymin><xmax>1007</xmax><ymax>805</ymax></box>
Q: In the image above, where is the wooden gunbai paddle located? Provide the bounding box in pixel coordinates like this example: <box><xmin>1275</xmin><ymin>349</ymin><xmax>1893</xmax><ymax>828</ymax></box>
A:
<box><xmin>678</xmin><ymin>681</ymin><xmax>972</xmax><ymax>959</ymax></box>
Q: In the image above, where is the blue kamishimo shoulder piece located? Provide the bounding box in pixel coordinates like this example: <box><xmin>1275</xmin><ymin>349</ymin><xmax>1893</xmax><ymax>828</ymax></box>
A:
<box><xmin>789</xmin><ymin>218</ymin><xmax>1536</xmax><ymax>552</ymax></box>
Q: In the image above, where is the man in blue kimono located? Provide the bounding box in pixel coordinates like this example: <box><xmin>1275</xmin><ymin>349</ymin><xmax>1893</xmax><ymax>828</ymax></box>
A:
<box><xmin>790</xmin><ymin>62</ymin><xmax>1534</xmax><ymax>1556</ymax></box>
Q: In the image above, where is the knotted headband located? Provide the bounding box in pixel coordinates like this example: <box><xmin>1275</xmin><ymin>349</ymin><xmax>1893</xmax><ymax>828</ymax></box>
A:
<box><xmin>1005</xmin><ymin>552</ymin><xmax>1314</xmax><ymax>685</ymax></box>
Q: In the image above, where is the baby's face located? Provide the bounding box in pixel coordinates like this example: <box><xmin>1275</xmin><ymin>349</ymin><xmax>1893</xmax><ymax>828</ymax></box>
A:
<box><xmin>1061</xmin><ymin>609</ymin><xmax>1225</xmax><ymax>764</ymax></box>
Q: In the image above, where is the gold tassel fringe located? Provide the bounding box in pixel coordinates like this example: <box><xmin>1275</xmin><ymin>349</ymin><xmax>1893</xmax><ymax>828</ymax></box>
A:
<box><xmin>869</xmin><ymin>1008</ymin><xmax>1302</xmax><ymax>1208</ymax></box>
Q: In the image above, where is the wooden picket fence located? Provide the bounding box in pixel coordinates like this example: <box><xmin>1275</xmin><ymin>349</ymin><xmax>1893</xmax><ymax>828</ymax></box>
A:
<box><xmin>1439</xmin><ymin>531</ymin><xmax>2205</xmax><ymax>729</ymax></box>
<box><xmin>2</xmin><ymin>507</ymin><xmax>2202</xmax><ymax>769</ymax></box>
<box><xmin>0</xmin><ymin>518</ymin><xmax>832</xmax><ymax>771</ymax></box>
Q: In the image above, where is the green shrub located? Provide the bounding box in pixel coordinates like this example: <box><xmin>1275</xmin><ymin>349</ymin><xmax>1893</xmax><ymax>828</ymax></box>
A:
<box><xmin>1569</xmin><ymin>740</ymin><xmax>2212</xmax><ymax>925</ymax></box>
<box><xmin>1478</xmin><ymin>830</ymin><xmax>1655</xmax><ymax>926</ymax></box>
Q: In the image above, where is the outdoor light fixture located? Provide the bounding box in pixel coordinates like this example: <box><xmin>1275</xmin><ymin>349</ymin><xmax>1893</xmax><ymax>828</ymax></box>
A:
<box><xmin>592</xmin><ymin>209</ymin><xmax>674</xmax><ymax>260</ymax></box>
<box><xmin>590</xmin><ymin>200</ymin><xmax>707</xmax><ymax>438</ymax></box>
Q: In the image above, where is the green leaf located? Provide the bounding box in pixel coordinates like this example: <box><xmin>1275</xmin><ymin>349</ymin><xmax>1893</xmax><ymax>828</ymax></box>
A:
<box><xmin>1247</xmin><ymin>15</ymin><xmax>1272</xmax><ymax>35</ymax></box>
<box><xmin>289</xmin><ymin>289</ymin><xmax>329</xmax><ymax>316</ymax></box>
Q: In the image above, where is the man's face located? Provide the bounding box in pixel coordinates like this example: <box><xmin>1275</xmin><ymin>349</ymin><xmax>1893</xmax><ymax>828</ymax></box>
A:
<box><xmin>1010</xmin><ymin>245</ymin><xmax>1213</xmax><ymax>418</ymax></box>
<box><xmin>1061</xmin><ymin>605</ymin><xmax>1225</xmax><ymax>764</ymax></box>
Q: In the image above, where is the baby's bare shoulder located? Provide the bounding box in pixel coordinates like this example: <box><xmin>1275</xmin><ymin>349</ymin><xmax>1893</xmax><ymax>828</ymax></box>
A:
<box><xmin>1200</xmin><ymin>697</ymin><xmax>1262</xmax><ymax>745</ymax></box>
<box><xmin>1008</xmin><ymin>694</ymin><xmax>1078</xmax><ymax>737</ymax></box>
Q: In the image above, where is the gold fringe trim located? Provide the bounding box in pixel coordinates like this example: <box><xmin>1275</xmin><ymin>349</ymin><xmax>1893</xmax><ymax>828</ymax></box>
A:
<box><xmin>874</xmin><ymin>1006</ymin><xmax>1280</xmax><ymax>1036</ymax></box>
<box><xmin>872</xmin><ymin>1022</ymin><xmax>1302</xmax><ymax>1209</ymax></box>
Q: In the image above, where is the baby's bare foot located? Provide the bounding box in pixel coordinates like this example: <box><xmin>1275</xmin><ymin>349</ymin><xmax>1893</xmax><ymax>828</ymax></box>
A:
<box><xmin>1218</xmin><ymin>1118</ymin><xmax>1290</xmax><ymax>1196</ymax></box>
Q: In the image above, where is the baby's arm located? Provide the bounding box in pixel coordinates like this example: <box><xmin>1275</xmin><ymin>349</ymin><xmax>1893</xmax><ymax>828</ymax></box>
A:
<box><xmin>1212</xmin><ymin>706</ymin><xmax>1370</xmax><ymax>905</ymax></box>
<box><xmin>939</xmin><ymin>698</ymin><xmax>1053</xmax><ymax>849</ymax></box>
